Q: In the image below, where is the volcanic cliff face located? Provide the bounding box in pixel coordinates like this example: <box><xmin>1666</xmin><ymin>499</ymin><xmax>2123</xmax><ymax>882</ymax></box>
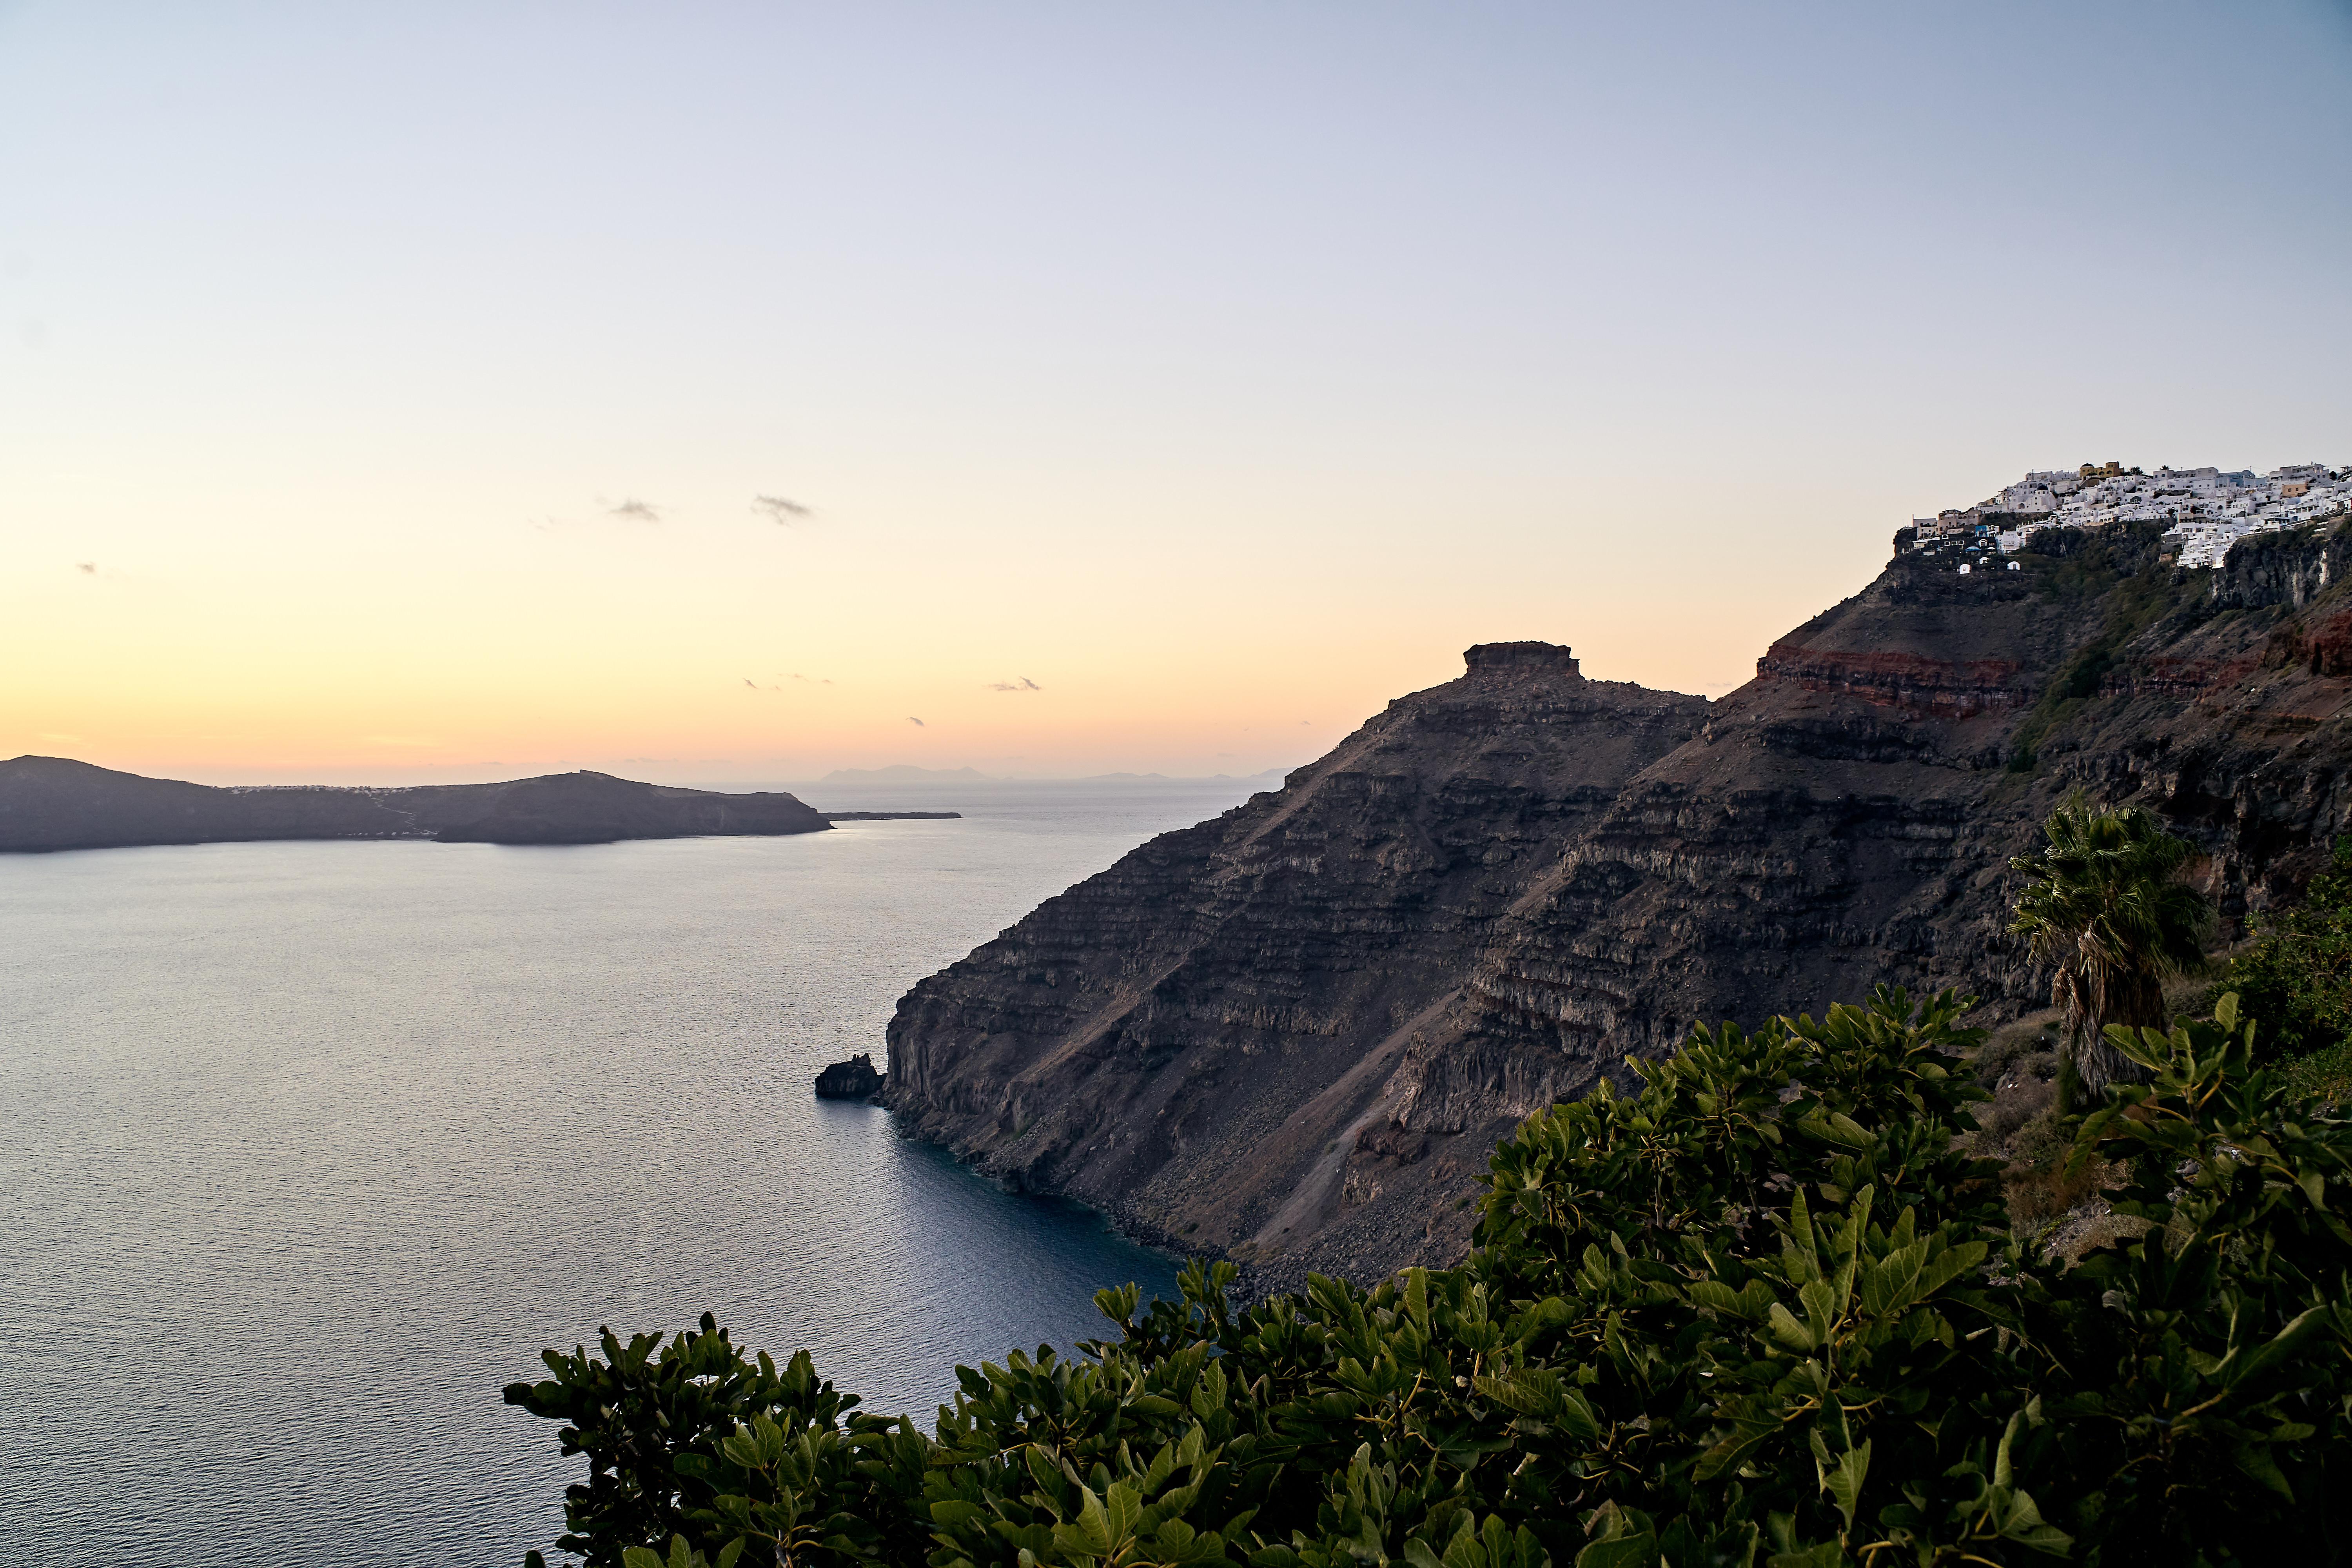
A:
<box><xmin>884</xmin><ymin>647</ymin><xmax>1708</xmax><ymax>1245</ymax></box>
<box><xmin>887</xmin><ymin>521</ymin><xmax>2352</xmax><ymax>1289</ymax></box>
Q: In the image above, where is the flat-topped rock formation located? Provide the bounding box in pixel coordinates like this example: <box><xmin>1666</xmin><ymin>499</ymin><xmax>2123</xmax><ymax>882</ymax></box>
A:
<box><xmin>0</xmin><ymin>760</ymin><xmax>831</xmax><ymax>851</ymax></box>
<box><xmin>886</xmin><ymin>520</ymin><xmax>2352</xmax><ymax>1289</ymax></box>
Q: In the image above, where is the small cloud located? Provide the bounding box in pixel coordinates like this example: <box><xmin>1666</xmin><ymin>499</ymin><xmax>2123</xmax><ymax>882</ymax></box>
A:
<box><xmin>908</xmin><ymin>716</ymin><xmax>926</xmax><ymax>727</ymax></box>
<box><xmin>984</xmin><ymin>677</ymin><xmax>1043</xmax><ymax>692</ymax></box>
<box><xmin>75</xmin><ymin>562</ymin><xmax>96</xmax><ymax>574</ymax></box>
<box><xmin>606</xmin><ymin>497</ymin><xmax>662</xmax><ymax>523</ymax></box>
<box><xmin>752</xmin><ymin>495</ymin><xmax>813</xmax><ymax>525</ymax></box>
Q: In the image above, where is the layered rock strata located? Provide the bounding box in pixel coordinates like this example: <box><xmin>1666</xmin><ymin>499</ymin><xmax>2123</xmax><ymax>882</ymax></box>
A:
<box><xmin>885</xmin><ymin>646</ymin><xmax>1708</xmax><ymax>1255</ymax></box>
<box><xmin>887</xmin><ymin>521</ymin><xmax>2352</xmax><ymax>1289</ymax></box>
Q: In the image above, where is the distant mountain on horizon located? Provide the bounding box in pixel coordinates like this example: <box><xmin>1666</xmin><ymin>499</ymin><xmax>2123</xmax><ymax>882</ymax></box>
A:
<box><xmin>817</xmin><ymin>764</ymin><xmax>1289</xmax><ymax>786</ymax></box>
<box><xmin>817</xmin><ymin>765</ymin><xmax>996</xmax><ymax>784</ymax></box>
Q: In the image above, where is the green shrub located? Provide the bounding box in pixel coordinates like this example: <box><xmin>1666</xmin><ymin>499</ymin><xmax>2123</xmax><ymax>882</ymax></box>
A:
<box><xmin>508</xmin><ymin>990</ymin><xmax>2352</xmax><ymax>1568</ymax></box>
<box><xmin>2283</xmin><ymin>1037</ymin><xmax>2352</xmax><ymax>1105</ymax></box>
<box><xmin>2218</xmin><ymin>837</ymin><xmax>2352</xmax><ymax>1065</ymax></box>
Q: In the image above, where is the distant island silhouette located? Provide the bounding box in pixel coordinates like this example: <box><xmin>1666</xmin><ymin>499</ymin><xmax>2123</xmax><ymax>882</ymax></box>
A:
<box><xmin>0</xmin><ymin>757</ymin><xmax>958</xmax><ymax>853</ymax></box>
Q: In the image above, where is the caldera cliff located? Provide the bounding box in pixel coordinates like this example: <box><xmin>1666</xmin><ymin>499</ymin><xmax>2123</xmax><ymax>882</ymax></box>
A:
<box><xmin>885</xmin><ymin>520</ymin><xmax>2352</xmax><ymax>1289</ymax></box>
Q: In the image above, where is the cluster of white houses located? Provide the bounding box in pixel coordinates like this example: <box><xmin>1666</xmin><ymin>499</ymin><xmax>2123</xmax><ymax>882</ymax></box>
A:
<box><xmin>1909</xmin><ymin>461</ymin><xmax>2352</xmax><ymax>573</ymax></box>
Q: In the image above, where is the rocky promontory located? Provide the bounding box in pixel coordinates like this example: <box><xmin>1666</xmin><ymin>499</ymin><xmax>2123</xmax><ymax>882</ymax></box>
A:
<box><xmin>0</xmin><ymin>760</ymin><xmax>832</xmax><ymax>851</ymax></box>
<box><xmin>886</xmin><ymin>519</ymin><xmax>2352</xmax><ymax>1289</ymax></box>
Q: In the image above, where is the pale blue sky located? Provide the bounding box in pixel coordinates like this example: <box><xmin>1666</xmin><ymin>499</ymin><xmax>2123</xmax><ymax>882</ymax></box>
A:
<box><xmin>4</xmin><ymin>3</ymin><xmax>2350</xmax><ymax>779</ymax></box>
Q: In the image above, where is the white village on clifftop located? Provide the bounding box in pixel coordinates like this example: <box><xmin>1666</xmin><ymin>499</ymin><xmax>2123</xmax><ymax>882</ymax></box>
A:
<box><xmin>1906</xmin><ymin>461</ymin><xmax>2352</xmax><ymax>573</ymax></box>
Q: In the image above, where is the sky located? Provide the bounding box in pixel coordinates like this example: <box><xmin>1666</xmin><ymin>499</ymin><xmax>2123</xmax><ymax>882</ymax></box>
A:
<box><xmin>4</xmin><ymin>2</ymin><xmax>2350</xmax><ymax>784</ymax></box>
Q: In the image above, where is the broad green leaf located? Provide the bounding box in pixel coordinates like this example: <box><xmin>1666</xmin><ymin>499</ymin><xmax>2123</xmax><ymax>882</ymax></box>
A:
<box><xmin>1819</xmin><ymin>1439</ymin><xmax>1871</xmax><ymax>1534</ymax></box>
<box><xmin>1575</xmin><ymin>1532</ymin><xmax>1659</xmax><ymax>1568</ymax></box>
<box><xmin>2228</xmin><ymin>1307</ymin><xmax>2329</xmax><ymax>1396</ymax></box>
<box><xmin>1688</xmin><ymin>1279</ymin><xmax>1757</xmax><ymax>1320</ymax></box>
<box><xmin>1763</xmin><ymin>1544</ymin><xmax>1843</xmax><ymax>1568</ymax></box>
<box><xmin>1769</xmin><ymin>1302</ymin><xmax>1815</xmax><ymax>1354</ymax></box>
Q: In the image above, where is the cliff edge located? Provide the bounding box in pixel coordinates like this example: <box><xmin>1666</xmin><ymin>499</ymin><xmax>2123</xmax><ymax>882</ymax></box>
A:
<box><xmin>885</xmin><ymin>642</ymin><xmax>1710</xmax><ymax>1259</ymax></box>
<box><xmin>887</xmin><ymin>521</ymin><xmax>2352</xmax><ymax>1289</ymax></box>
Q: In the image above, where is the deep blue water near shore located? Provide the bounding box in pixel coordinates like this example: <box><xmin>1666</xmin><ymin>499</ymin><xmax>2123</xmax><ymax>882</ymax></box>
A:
<box><xmin>0</xmin><ymin>779</ymin><xmax>1265</xmax><ymax>1567</ymax></box>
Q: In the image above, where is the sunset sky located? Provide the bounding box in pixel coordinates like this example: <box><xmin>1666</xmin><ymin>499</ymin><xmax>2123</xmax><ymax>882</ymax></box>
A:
<box><xmin>5</xmin><ymin>2</ymin><xmax>2350</xmax><ymax>784</ymax></box>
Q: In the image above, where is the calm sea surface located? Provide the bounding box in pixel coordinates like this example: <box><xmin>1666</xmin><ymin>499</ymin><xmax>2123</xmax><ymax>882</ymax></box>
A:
<box><xmin>0</xmin><ymin>779</ymin><xmax>1263</xmax><ymax>1567</ymax></box>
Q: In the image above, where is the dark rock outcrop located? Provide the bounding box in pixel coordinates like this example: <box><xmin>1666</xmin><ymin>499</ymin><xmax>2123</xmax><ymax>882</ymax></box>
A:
<box><xmin>0</xmin><ymin>760</ymin><xmax>830</xmax><ymax>851</ymax></box>
<box><xmin>886</xmin><ymin>521</ymin><xmax>2352</xmax><ymax>1290</ymax></box>
<box><xmin>814</xmin><ymin>1054</ymin><xmax>887</xmax><ymax>1100</ymax></box>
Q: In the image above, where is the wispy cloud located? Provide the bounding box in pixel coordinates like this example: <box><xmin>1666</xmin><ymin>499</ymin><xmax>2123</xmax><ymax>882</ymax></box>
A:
<box><xmin>984</xmin><ymin>677</ymin><xmax>1043</xmax><ymax>692</ymax></box>
<box><xmin>606</xmin><ymin>497</ymin><xmax>662</xmax><ymax>523</ymax></box>
<box><xmin>752</xmin><ymin>495</ymin><xmax>813</xmax><ymax>525</ymax></box>
<box><xmin>908</xmin><ymin>716</ymin><xmax>926</xmax><ymax>727</ymax></box>
<box><xmin>74</xmin><ymin>562</ymin><xmax>96</xmax><ymax>574</ymax></box>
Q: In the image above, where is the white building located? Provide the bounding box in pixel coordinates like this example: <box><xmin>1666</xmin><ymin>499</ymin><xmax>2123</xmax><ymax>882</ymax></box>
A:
<box><xmin>1909</xmin><ymin>461</ymin><xmax>2352</xmax><ymax>573</ymax></box>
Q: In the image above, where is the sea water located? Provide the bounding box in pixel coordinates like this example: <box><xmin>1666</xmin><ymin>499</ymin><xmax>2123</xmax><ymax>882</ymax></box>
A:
<box><xmin>0</xmin><ymin>779</ymin><xmax>1263</xmax><ymax>1567</ymax></box>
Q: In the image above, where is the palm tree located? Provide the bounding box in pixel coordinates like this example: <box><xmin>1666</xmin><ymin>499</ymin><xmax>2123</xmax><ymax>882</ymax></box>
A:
<box><xmin>2009</xmin><ymin>793</ymin><xmax>2214</xmax><ymax>1103</ymax></box>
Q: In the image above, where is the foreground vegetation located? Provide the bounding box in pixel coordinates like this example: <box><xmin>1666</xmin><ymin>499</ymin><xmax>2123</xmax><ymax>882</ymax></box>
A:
<box><xmin>509</xmin><ymin>989</ymin><xmax>2352</xmax><ymax>1568</ymax></box>
<box><xmin>2216</xmin><ymin>836</ymin><xmax>2352</xmax><ymax>1089</ymax></box>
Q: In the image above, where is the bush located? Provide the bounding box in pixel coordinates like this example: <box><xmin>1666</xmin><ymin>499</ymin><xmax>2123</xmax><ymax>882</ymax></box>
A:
<box><xmin>2219</xmin><ymin>837</ymin><xmax>2352</xmax><ymax>1065</ymax></box>
<box><xmin>508</xmin><ymin>990</ymin><xmax>2352</xmax><ymax>1568</ymax></box>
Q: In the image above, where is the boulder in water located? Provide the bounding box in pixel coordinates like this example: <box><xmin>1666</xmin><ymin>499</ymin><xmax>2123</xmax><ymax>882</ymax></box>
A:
<box><xmin>813</xmin><ymin>1053</ymin><xmax>885</xmax><ymax>1100</ymax></box>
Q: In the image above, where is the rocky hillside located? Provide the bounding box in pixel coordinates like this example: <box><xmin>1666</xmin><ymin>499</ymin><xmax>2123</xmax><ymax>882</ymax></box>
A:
<box><xmin>0</xmin><ymin>759</ymin><xmax>830</xmax><ymax>851</ymax></box>
<box><xmin>885</xmin><ymin>520</ymin><xmax>2352</xmax><ymax>1289</ymax></box>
